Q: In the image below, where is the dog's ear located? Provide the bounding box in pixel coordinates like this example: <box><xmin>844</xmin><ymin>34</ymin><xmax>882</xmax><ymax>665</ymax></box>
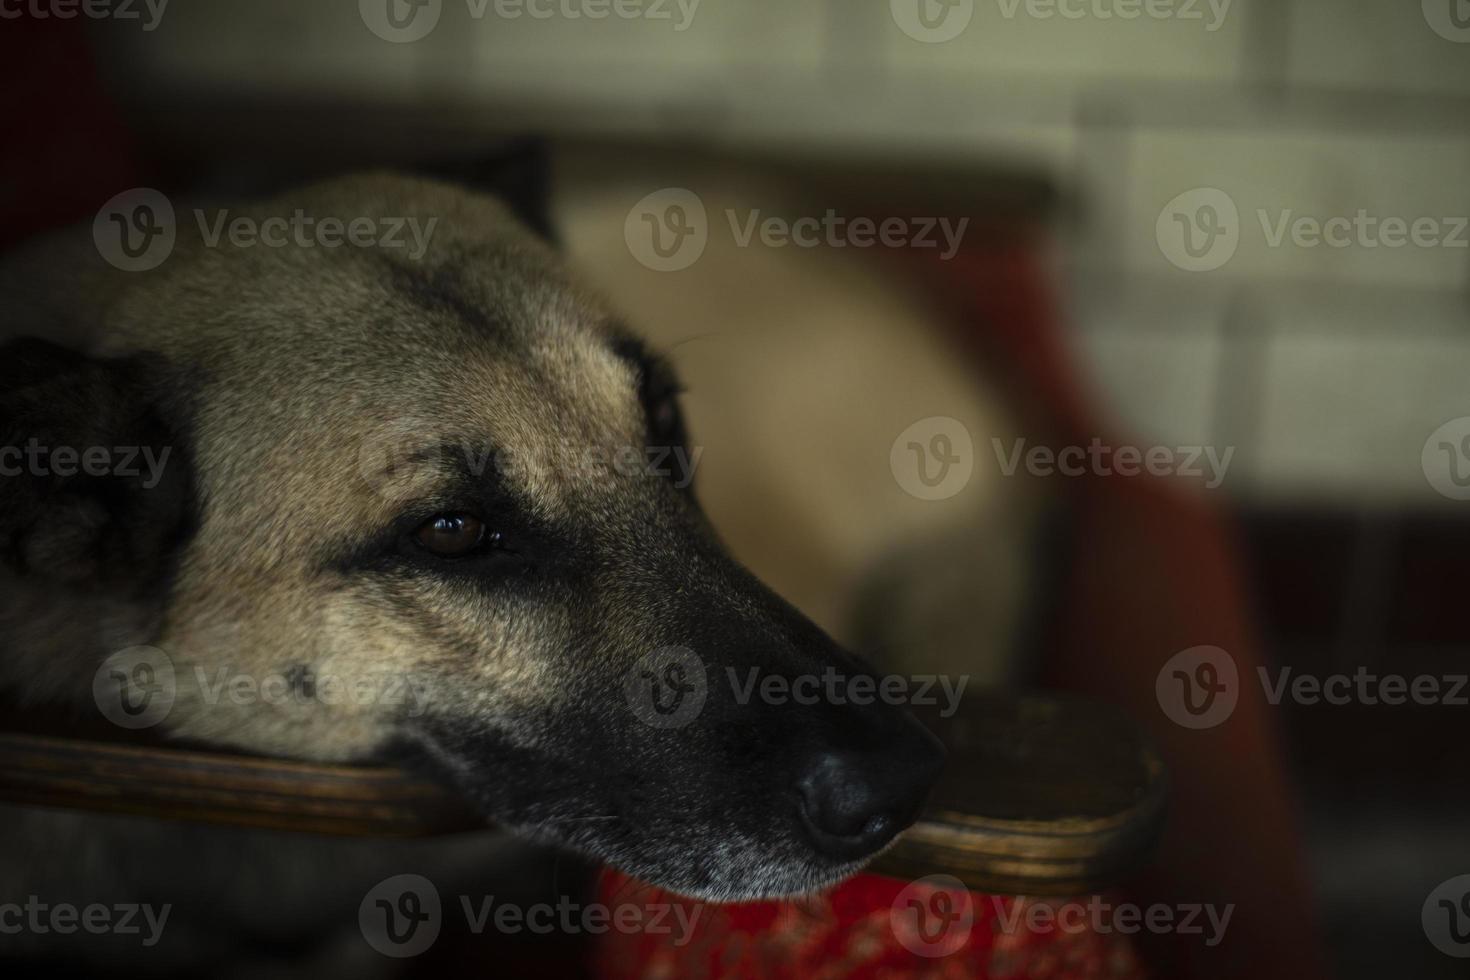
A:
<box><xmin>0</xmin><ymin>338</ymin><xmax>195</xmax><ymax>594</ymax></box>
<box><xmin>425</xmin><ymin>138</ymin><xmax>557</xmax><ymax>244</ymax></box>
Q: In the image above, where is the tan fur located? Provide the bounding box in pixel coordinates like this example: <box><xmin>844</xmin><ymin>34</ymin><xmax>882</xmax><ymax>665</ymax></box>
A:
<box><xmin>3</xmin><ymin>175</ymin><xmax>650</xmax><ymax>759</ymax></box>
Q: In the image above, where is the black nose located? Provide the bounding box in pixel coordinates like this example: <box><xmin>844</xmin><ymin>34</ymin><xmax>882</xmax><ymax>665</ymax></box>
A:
<box><xmin>796</xmin><ymin>724</ymin><xmax>945</xmax><ymax>860</ymax></box>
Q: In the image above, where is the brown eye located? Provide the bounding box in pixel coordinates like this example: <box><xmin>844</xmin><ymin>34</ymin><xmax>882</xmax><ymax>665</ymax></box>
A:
<box><xmin>413</xmin><ymin>513</ymin><xmax>489</xmax><ymax>558</ymax></box>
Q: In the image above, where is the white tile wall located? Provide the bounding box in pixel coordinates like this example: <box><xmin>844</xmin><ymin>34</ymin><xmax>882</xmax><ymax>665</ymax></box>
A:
<box><xmin>1070</xmin><ymin>281</ymin><xmax>1470</xmax><ymax>504</ymax></box>
<box><xmin>1117</xmin><ymin>128</ymin><xmax>1470</xmax><ymax>292</ymax></box>
<box><xmin>1287</xmin><ymin>0</ymin><xmax>1470</xmax><ymax>97</ymax></box>
<box><xmin>880</xmin><ymin>0</ymin><xmax>1251</xmax><ymax>84</ymax></box>
<box><xmin>103</xmin><ymin>0</ymin><xmax>1470</xmax><ymax>505</ymax></box>
<box><xmin>1255</xmin><ymin>327</ymin><xmax>1470</xmax><ymax>505</ymax></box>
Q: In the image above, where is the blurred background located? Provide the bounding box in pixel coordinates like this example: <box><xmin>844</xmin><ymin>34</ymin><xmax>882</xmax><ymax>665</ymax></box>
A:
<box><xmin>5</xmin><ymin>1</ymin><xmax>1469</xmax><ymax>977</ymax></box>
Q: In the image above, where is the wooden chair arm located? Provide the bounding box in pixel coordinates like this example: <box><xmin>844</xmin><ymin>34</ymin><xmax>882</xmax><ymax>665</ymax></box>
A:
<box><xmin>0</xmin><ymin>693</ymin><xmax>1166</xmax><ymax>895</ymax></box>
<box><xmin>0</xmin><ymin>732</ymin><xmax>481</xmax><ymax>837</ymax></box>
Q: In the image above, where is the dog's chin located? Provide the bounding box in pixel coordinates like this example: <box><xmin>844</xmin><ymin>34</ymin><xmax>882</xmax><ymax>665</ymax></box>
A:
<box><xmin>396</xmin><ymin>736</ymin><xmax>885</xmax><ymax>903</ymax></box>
<box><xmin>504</xmin><ymin>816</ymin><xmax>879</xmax><ymax>904</ymax></box>
<box><xmin>638</xmin><ymin>857</ymin><xmax>873</xmax><ymax>904</ymax></box>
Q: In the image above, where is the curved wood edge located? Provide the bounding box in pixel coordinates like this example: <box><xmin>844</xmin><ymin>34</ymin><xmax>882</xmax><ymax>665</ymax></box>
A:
<box><xmin>870</xmin><ymin>783</ymin><xmax>1168</xmax><ymax>896</ymax></box>
<box><xmin>0</xmin><ymin>727</ymin><xmax>1167</xmax><ymax>894</ymax></box>
<box><xmin>0</xmin><ymin>732</ymin><xmax>484</xmax><ymax>837</ymax></box>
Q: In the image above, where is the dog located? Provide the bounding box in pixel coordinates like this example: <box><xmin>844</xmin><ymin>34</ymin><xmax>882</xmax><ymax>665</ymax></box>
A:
<box><xmin>0</xmin><ymin>157</ymin><xmax>947</xmax><ymax>967</ymax></box>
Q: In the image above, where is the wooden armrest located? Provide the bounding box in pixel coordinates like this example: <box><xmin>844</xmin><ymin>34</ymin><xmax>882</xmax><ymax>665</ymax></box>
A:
<box><xmin>0</xmin><ymin>693</ymin><xmax>1165</xmax><ymax>895</ymax></box>
<box><xmin>871</xmin><ymin>694</ymin><xmax>1168</xmax><ymax>894</ymax></box>
<box><xmin>0</xmin><ymin>732</ymin><xmax>481</xmax><ymax>836</ymax></box>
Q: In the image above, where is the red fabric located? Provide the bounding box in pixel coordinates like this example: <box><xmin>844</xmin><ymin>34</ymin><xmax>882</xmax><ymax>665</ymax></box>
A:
<box><xmin>593</xmin><ymin>871</ymin><xmax>1147</xmax><ymax>980</ymax></box>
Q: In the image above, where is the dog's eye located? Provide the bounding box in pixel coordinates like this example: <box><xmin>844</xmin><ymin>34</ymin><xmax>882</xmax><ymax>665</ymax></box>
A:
<box><xmin>413</xmin><ymin>513</ymin><xmax>496</xmax><ymax>558</ymax></box>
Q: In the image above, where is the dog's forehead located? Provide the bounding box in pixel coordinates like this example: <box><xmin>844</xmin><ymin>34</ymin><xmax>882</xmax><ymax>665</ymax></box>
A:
<box><xmin>192</xmin><ymin>299</ymin><xmax>643</xmax><ymax>552</ymax></box>
<box><xmin>120</xmin><ymin>178</ymin><xmax>652</xmax><ymax>550</ymax></box>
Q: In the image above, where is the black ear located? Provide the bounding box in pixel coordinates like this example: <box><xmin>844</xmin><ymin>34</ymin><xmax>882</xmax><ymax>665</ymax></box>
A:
<box><xmin>0</xmin><ymin>338</ymin><xmax>195</xmax><ymax>594</ymax></box>
<box><xmin>424</xmin><ymin>138</ymin><xmax>557</xmax><ymax>244</ymax></box>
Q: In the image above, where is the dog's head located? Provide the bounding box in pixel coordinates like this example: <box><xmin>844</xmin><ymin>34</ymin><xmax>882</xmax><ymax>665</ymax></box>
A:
<box><xmin>0</xmin><ymin>165</ymin><xmax>943</xmax><ymax>900</ymax></box>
